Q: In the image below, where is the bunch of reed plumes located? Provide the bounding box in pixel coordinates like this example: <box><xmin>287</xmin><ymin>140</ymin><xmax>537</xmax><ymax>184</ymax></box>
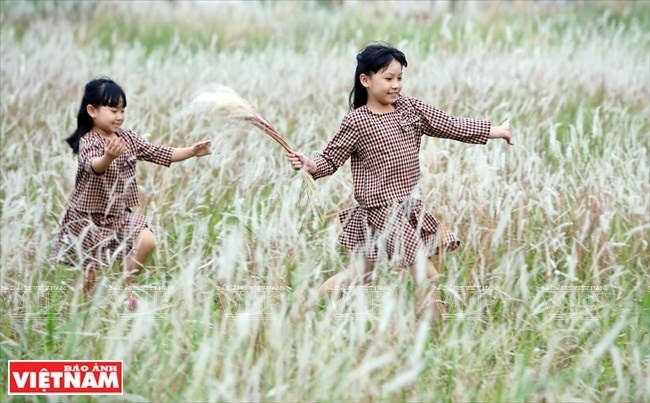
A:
<box><xmin>190</xmin><ymin>84</ymin><xmax>322</xmax><ymax>219</ymax></box>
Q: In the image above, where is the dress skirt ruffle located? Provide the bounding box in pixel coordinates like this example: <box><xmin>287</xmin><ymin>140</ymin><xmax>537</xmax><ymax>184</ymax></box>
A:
<box><xmin>51</xmin><ymin>208</ymin><xmax>151</xmax><ymax>271</ymax></box>
<box><xmin>338</xmin><ymin>199</ymin><xmax>459</xmax><ymax>266</ymax></box>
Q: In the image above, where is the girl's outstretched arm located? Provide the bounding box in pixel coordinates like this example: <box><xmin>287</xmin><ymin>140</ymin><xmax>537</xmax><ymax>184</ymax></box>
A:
<box><xmin>488</xmin><ymin>120</ymin><xmax>513</xmax><ymax>145</ymax></box>
<box><xmin>288</xmin><ymin>115</ymin><xmax>357</xmax><ymax>179</ymax></box>
<box><xmin>171</xmin><ymin>140</ymin><xmax>212</xmax><ymax>162</ymax></box>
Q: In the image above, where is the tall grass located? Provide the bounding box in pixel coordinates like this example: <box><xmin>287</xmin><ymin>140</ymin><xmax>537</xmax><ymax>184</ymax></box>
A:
<box><xmin>1</xmin><ymin>0</ymin><xmax>648</xmax><ymax>401</ymax></box>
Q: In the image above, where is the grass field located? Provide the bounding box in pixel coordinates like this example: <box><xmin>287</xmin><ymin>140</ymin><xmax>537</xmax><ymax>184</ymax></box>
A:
<box><xmin>1</xmin><ymin>0</ymin><xmax>649</xmax><ymax>401</ymax></box>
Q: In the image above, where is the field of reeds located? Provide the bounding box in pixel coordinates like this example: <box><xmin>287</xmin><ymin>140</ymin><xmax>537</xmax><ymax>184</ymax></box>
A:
<box><xmin>1</xmin><ymin>0</ymin><xmax>648</xmax><ymax>401</ymax></box>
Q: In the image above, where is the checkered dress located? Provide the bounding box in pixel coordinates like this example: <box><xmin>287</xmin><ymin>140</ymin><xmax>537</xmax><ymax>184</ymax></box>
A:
<box><xmin>312</xmin><ymin>96</ymin><xmax>490</xmax><ymax>266</ymax></box>
<box><xmin>52</xmin><ymin>128</ymin><xmax>173</xmax><ymax>271</ymax></box>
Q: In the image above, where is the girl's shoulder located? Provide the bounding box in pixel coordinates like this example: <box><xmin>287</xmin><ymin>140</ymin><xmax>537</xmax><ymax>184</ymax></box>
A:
<box><xmin>345</xmin><ymin>106</ymin><xmax>366</xmax><ymax>120</ymax></box>
<box><xmin>396</xmin><ymin>95</ymin><xmax>420</xmax><ymax>110</ymax></box>
<box><xmin>396</xmin><ymin>96</ymin><xmax>435</xmax><ymax>118</ymax></box>
<box><xmin>80</xmin><ymin>130</ymin><xmax>100</xmax><ymax>144</ymax></box>
<box><xmin>339</xmin><ymin>108</ymin><xmax>366</xmax><ymax>128</ymax></box>
<box><xmin>116</xmin><ymin>127</ymin><xmax>141</xmax><ymax>147</ymax></box>
<box><xmin>117</xmin><ymin>127</ymin><xmax>136</xmax><ymax>138</ymax></box>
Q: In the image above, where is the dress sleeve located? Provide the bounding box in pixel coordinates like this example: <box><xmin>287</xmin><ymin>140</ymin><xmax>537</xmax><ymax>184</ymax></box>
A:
<box><xmin>129</xmin><ymin>130</ymin><xmax>173</xmax><ymax>167</ymax></box>
<box><xmin>79</xmin><ymin>135</ymin><xmax>106</xmax><ymax>175</ymax></box>
<box><xmin>409</xmin><ymin>97</ymin><xmax>490</xmax><ymax>144</ymax></box>
<box><xmin>312</xmin><ymin>114</ymin><xmax>358</xmax><ymax>180</ymax></box>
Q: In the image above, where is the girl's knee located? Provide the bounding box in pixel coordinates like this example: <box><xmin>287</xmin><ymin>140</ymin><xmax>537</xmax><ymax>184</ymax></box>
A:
<box><xmin>138</xmin><ymin>229</ymin><xmax>157</xmax><ymax>253</ymax></box>
<box><xmin>410</xmin><ymin>259</ymin><xmax>440</xmax><ymax>284</ymax></box>
<box><xmin>423</xmin><ymin>259</ymin><xmax>439</xmax><ymax>279</ymax></box>
<box><xmin>427</xmin><ymin>260</ymin><xmax>439</xmax><ymax>277</ymax></box>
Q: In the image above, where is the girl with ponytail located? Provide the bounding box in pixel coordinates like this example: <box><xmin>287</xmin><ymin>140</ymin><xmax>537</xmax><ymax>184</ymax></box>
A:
<box><xmin>54</xmin><ymin>77</ymin><xmax>212</xmax><ymax>306</ymax></box>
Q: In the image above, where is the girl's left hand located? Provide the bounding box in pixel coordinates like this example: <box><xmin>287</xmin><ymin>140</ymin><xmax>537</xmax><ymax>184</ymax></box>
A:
<box><xmin>193</xmin><ymin>140</ymin><xmax>212</xmax><ymax>157</ymax></box>
<box><xmin>488</xmin><ymin>120</ymin><xmax>513</xmax><ymax>145</ymax></box>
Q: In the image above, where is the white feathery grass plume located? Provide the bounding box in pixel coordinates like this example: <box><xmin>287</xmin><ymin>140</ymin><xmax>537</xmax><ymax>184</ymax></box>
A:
<box><xmin>191</xmin><ymin>84</ymin><xmax>256</xmax><ymax>119</ymax></box>
<box><xmin>190</xmin><ymin>84</ymin><xmax>323</xmax><ymax>221</ymax></box>
<box><xmin>190</xmin><ymin>84</ymin><xmax>292</xmax><ymax>152</ymax></box>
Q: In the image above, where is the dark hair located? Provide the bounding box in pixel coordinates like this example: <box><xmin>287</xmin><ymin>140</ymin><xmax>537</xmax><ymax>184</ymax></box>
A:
<box><xmin>65</xmin><ymin>77</ymin><xmax>127</xmax><ymax>154</ymax></box>
<box><xmin>348</xmin><ymin>42</ymin><xmax>408</xmax><ymax>111</ymax></box>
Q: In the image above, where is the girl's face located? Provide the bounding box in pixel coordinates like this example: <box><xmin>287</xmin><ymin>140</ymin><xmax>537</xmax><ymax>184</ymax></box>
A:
<box><xmin>87</xmin><ymin>100</ymin><xmax>125</xmax><ymax>137</ymax></box>
<box><xmin>361</xmin><ymin>59</ymin><xmax>403</xmax><ymax>109</ymax></box>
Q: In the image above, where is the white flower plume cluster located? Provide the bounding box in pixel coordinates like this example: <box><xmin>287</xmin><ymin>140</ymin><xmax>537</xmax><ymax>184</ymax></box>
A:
<box><xmin>190</xmin><ymin>84</ymin><xmax>256</xmax><ymax>119</ymax></box>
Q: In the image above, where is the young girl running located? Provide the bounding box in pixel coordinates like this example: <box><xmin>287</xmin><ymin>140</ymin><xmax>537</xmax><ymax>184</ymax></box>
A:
<box><xmin>287</xmin><ymin>43</ymin><xmax>512</xmax><ymax>319</ymax></box>
<box><xmin>53</xmin><ymin>77</ymin><xmax>211</xmax><ymax>299</ymax></box>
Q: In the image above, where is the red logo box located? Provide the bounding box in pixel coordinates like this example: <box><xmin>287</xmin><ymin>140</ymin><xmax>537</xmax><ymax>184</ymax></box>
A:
<box><xmin>8</xmin><ymin>360</ymin><xmax>123</xmax><ymax>395</ymax></box>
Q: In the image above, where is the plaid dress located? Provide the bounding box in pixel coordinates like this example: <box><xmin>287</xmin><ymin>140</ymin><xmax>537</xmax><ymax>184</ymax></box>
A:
<box><xmin>52</xmin><ymin>128</ymin><xmax>173</xmax><ymax>271</ymax></box>
<box><xmin>312</xmin><ymin>96</ymin><xmax>490</xmax><ymax>266</ymax></box>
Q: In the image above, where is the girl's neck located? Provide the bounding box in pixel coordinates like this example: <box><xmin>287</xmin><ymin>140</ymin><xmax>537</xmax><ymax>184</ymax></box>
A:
<box><xmin>365</xmin><ymin>100</ymin><xmax>396</xmax><ymax>115</ymax></box>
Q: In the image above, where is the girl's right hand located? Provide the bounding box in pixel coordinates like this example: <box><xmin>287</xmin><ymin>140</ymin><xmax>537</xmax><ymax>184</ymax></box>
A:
<box><xmin>286</xmin><ymin>151</ymin><xmax>316</xmax><ymax>174</ymax></box>
<box><xmin>105</xmin><ymin>136</ymin><xmax>125</xmax><ymax>159</ymax></box>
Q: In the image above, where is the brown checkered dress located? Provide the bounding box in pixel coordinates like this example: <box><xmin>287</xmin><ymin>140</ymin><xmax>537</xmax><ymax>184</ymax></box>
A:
<box><xmin>52</xmin><ymin>128</ymin><xmax>173</xmax><ymax>271</ymax></box>
<box><xmin>312</xmin><ymin>96</ymin><xmax>490</xmax><ymax>266</ymax></box>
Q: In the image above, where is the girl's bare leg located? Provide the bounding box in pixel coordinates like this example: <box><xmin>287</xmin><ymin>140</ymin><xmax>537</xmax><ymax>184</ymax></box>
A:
<box><xmin>411</xmin><ymin>259</ymin><xmax>443</xmax><ymax>321</ymax></box>
<box><xmin>83</xmin><ymin>270</ymin><xmax>96</xmax><ymax>297</ymax></box>
<box><xmin>124</xmin><ymin>228</ymin><xmax>156</xmax><ymax>286</ymax></box>
<box><xmin>318</xmin><ymin>257</ymin><xmax>373</xmax><ymax>297</ymax></box>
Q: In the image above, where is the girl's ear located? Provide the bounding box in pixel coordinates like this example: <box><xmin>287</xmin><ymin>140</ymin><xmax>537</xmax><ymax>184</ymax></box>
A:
<box><xmin>359</xmin><ymin>73</ymin><xmax>370</xmax><ymax>88</ymax></box>
<box><xmin>86</xmin><ymin>104</ymin><xmax>96</xmax><ymax>118</ymax></box>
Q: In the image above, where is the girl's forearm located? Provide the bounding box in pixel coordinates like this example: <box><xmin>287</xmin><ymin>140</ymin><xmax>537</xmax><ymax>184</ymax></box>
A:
<box><xmin>171</xmin><ymin>147</ymin><xmax>195</xmax><ymax>163</ymax></box>
<box><xmin>91</xmin><ymin>155</ymin><xmax>115</xmax><ymax>174</ymax></box>
<box><xmin>488</xmin><ymin>126</ymin><xmax>503</xmax><ymax>138</ymax></box>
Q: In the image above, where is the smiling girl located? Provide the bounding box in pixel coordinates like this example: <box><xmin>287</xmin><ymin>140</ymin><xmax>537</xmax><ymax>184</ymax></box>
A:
<box><xmin>287</xmin><ymin>43</ymin><xmax>512</xmax><ymax>320</ymax></box>
<box><xmin>53</xmin><ymin>77</ymin><xmax>211</xmax><ymax>302</ymax></box>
